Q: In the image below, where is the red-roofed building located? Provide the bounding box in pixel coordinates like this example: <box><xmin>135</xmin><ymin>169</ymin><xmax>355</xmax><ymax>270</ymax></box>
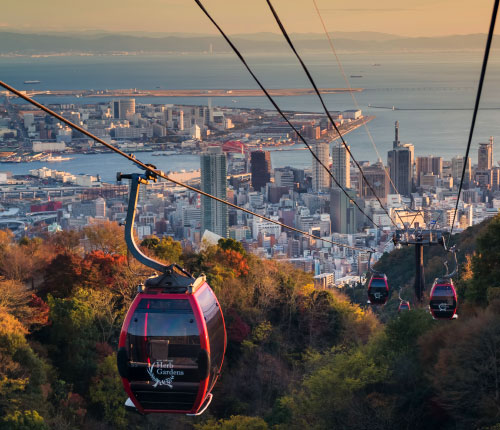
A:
<box><xmin>222</xmin><ymin>140</ymin><xmax>247</xmax><ymax>153</ymax></box>
<box><xmin>30</xmin><ymin>201</ymin><xmax>62</xmax><ymax>212</ymax></box>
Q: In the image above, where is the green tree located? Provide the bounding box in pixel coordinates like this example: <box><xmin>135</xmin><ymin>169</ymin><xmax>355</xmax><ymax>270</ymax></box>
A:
<box><xmin>47</xmin><ymin>293</ymin><xmax>100</xmax><ymax>391</ymax></box>
<box><xmin>218</xmin><ymin>238</ymin><xmax>246</xmax><ymax>255</ymax></box>
<box><xmin>195</xmin><ymin>415</ymin><xmax>268</xmax><ymax>430</ymax></box>
<box><xmin>141</xmin><ymin>235</ymin><xmax>182</xmax><ymax>264</ymax></box>
<box><xmin>466</xmin><ymin>215</ymin><xmax>500</xmax><ymax>305</ymax></box>
<box><xmin>152</xmin><ymin>236</ymin><xmax>182</xmax><ymax>264</ymax></box>
<box><xmin>140</xmin><ymin>235</ymin><xmax>160</xmax><ymax>249</ymax></box>
<box><xmin>422</xmin><ymin>310</ymin><xmax>500</xmax><ymax>429</ymax></box>
<box><xmin>0</xmin><ymin>309</ymin><xmax>48</xmax><ymax>418</ymax></box>
<box><xmin>89</xmin><ymin>354</ymin><xmax>127</xmax><ymax>429</ymax></box>
<box><xmin>279</xmin><ymin>347</ymin><xmax>389</xmax><ymax>430</ymax></box>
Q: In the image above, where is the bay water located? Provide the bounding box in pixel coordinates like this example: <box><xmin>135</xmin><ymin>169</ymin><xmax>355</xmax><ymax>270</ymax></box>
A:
<box><xmin>2</xmin><ymin>51</ymin><xmax>500</xmax><ymax>181</ymax></box>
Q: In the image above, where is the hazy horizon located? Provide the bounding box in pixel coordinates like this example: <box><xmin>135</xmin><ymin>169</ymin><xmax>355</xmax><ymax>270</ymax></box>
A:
<box><xmin>0</xmin><ymin>29</ymin><xmax>494</xmax><ymax>39</ymax></box>
<box><xmin>1</xmin><ymin>0</ymin><xmax>498</xmax><ymax>38</ymax></box>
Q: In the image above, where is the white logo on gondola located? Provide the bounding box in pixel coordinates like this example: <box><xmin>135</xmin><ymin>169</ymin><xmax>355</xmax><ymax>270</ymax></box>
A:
<box><xmin>147</xmin><ymin>360</ymin><xmax>185</xmax><ymax>388</ymax></box>
<box><xmin>438</xmin><ymin>303</ymin><xmax>448</xmax><ymax>311</ymax></box>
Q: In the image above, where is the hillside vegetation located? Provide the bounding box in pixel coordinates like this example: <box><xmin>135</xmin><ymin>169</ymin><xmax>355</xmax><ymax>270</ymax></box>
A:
<box><xmin>1</xmin><ymin>217</ymin><xmax>500</xmax><ymax>429</ymax></box>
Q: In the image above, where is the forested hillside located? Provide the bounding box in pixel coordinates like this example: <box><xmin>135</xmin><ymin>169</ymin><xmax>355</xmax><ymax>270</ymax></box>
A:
<box><xmin>1</xmin><ymin>217</ymin><xmax>500</xmax><ymax>429</ymax></box>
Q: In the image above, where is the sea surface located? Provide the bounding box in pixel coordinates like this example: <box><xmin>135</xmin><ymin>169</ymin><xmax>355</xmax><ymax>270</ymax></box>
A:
<box><xmin>2</xmin><ymin>51</ymin><xmax>500</xmax><ymax>181</ymax></box>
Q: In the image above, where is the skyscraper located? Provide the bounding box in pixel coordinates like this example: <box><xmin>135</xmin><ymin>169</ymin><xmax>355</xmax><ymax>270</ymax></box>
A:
<box><xmin>330</xmin><ymin>187</ymin><xmax>358</xmax><ymax>234</ymax></box>
<box><xmin>201</xmin><ymin>146</ymin><xmax>228</xmax><ymax>237</ymax></box>
<box><xmin>311</xmin><ymin>141</ymin><xmax>330</xmax><ymax>192</ymax></box>
<box><xmin>387</xmin><ymin>122</ymin><xmax>414</xmax><ymax>196</ymax></box>
<box><xmin>416</xmin><ymin>156</ymin><xmax>442</xmax><ymax>186</ymax></box>
<box><xmin>359</xmin><ymin>161</ymin><xmax>389</xmax><ymax>201</ymax></box>
<box><xmin>451</xmin><ymin>156</ymin><xmax>471</xmax><ymax>187</ymax></box>
<box><xmin>250</xmin><ymin>150</ymin><xmax>271</xmax><ymax>191</ymax></box>
<box><xmin>478</xmin><ymin>136</ymin><xmax>493</xmax><ymax>170</ymax></box>
<box><xmin>331</xmin><ymin>142</ymin><xmax>351</xmax><ymax>189</ymax></box>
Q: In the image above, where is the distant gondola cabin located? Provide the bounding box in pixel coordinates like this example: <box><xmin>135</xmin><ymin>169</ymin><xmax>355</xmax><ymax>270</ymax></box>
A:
<box><xmin>429</xmin><ymin>278</ymin><xmax>457</xmax><ymax>320</ymax></box>
<box><xmin>367</xmin><ymin>274</ymin><xmax>389</xmax><ymax>305</ymax></box>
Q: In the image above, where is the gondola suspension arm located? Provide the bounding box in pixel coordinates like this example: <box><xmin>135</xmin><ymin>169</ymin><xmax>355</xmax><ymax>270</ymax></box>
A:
<box><xmin>119</xmin><ymin>170</ymin><xmax>168</xmax><ymax>273</ymax></box>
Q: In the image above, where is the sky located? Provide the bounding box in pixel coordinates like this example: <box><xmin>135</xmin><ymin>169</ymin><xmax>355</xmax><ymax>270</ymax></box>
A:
<box><xmin>0</xmin><ymin>0</ymin><xmax>497</xmax><ymax>37</ymax></box>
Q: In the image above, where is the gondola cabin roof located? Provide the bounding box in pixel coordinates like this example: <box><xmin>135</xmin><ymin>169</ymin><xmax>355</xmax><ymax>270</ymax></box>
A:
<box><xmin>143</xmin><ymin>265</ymin><xmax>203</xmax><ymax>294</ymax></box>
<box><xmin>370</xmin><ymin>273</ymin><xmax>387</xmax><ymax>280</ymax></box>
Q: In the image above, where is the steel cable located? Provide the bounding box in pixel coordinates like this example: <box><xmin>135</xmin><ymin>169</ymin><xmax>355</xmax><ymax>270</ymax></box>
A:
<box><xmin>450</xmin><ymin>0</ymin><xmax>499</xmax><ymax>234</ymax></box>
<box><xmin>193</xmin><ymin>0</ymin><xmax>379</xmax><ymax>229</ymax></box>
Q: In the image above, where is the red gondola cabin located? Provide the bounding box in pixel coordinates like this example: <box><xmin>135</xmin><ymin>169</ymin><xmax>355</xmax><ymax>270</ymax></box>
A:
<box><xmin>368</xmin><ymin>274</ymin><xmax>389</xmax><ymax>305</ymax></box>
<box><xmin>429</xmin><ymin>278</ymin><xmax>457</xmax><ymax>320</ymax></box>
<box><xmin>398</xmin><ymin>301</ymin><xmax>411</xmax><ymax>312</ymax></box>
<box><xmin>117</xmin><ymin>270</ymin><xmax>226</xmax><ymax>415</ymax></box>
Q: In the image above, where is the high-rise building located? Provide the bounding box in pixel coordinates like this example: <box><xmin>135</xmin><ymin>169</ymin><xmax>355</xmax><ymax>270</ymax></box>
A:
<box><xmin>113</xmin><ymin>100</ymin><xmax>119</xmax><ymax>119</ymax></box>
<box><xmin>330</xmin><ymin>187</ymin><xmax>358</xmax><ymax>234</ymax></box>
<box><xmin>112</xmin><ymin>99</ymin><xmax>135</xmax><ymax>120</ymax></box>
<box><xmin>191</xmin><ymin>124</ymin><xmax>201</xmax><ymax>140</ymax></box>
<box><xmin>416</xmin><ymin>156</ymin><xmax>442</xmax><ymax>186</ymax></box>
<box><xmin>451</xmin><ymin>156</ymin><xmax>471</xmax><ymax>187</ymax></box>
<box><xmin>201</xmin><ymin>147</ymin><xmax>228</xmax><ymax>237</ymax></box>
<box><xmin>164</xmin><ymin>106</ymin><xmax>173</xmax><ymax>127</ymax></box>
<box><xmin>387</xmin><ymin>122</ymin><xmax>413</xmax><ymax>196</ymax></box>
<box><xmin>359</xmin><ymin>161</ymin><xmax>389</xmax><ymax>201</ymax></box>
<box><xmin>250</xmin><ymin>150</ymin><xmax>271</xmax><ymax>192</ymax></box>
<box><xmin>274</xmin><ymin>168</ymin><xmax>295</xmax><ymax>189</ymax></box>
<box><xmin>94</xmin><ymin>197</ymin><xmax>106</xmax><ymax>218</ymax></box>
<box><xmin>492</xmin><ymin>166</ymin><xmax>500</xmax><ymax>191</ymax></box>
<box><xmin>178</xmin><ymin>110</ymin><xmax>184</xmax><ymax>131</ymax></box>
<box><xmin>331</xmin><ymin>142</ymin><xmax>351</xmax><ymax>189</ymax></box>
<box><xmin>311</xmin><ymin>142</ymin><xmax>330</xmax><ymax>192</ymax></box>
<box><xmin>478</xmin><ymin>136</ymin><xmax>493</xmax><ymax>170</ymax></box>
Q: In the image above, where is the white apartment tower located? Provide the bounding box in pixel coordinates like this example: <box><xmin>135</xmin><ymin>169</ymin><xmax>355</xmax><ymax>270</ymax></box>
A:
<box><xmin>331</xmin><ymin>141</ymin><xmax>351</xmax><ymax>189</ymax></box>
<box><xmin>178</xmin><ymin>110</ymin><xmax>184</xmax><ymax>131</ymax></box>
<box><xmin>311</xmin><ymin>142</ymin><xmax>330</xmax><ymax>192</ymax></box>
<box><xmin>201</xmin><ymin>146</ymin><xmax>228</xmax><ymax>237</ymax></box>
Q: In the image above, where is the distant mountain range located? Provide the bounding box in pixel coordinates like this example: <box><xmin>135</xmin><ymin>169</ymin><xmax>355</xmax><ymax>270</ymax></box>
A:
<box><xmin>0</xmin><ymin>31</ymin><xmax>495</xmax><ymax>55</ymax></box>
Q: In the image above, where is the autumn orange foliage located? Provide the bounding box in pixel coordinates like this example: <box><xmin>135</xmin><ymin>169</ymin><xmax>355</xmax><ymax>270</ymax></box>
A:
<box><xmin>216</xmin><ymin>249</ymin><xmax>249</xmax><ymax>277</ymax></box>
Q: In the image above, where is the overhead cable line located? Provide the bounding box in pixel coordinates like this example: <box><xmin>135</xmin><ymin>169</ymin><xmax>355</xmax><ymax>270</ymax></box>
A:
<box><xmin>450</xmin><ymin>0</ymin><xmax>500</xmax><ymax>237</ymax></box>
<box><xmin>450</xmin><ymin>0</ymin><xmax>499</xmax><ymax>235</ymax></box>
<box><xmin>0</xmin><ymin>80</ymin><xmax>370</xmax><ymax>253</ymax></box>
<box><xmin>265</xmin><ymin>0</ymin><xmax>401</xmax><ymax>228</ymax></box>
<box><xmin>193</xmin><ymin>0</ymin><xmax>380</xmax><ymax>229</ymax></box>
<box><xmin>310</xmin><ymin>0</ymin><xmax>405</xmax><ymax>209</ymax></box>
